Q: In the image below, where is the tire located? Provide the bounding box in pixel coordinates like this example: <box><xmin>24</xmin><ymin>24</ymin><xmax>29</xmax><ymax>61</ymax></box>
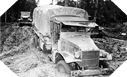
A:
<box><xmin>33</xmin><ymin>35</ymin><xmax>42</xmax><ymax>50</ymax></box>
<box><xmin>99</xmin><ymin>60</ymin><xmax>109</xmax><ymax>68</ymax></box>
<box><xmin>56</xmin><ymin>60</ymin><xmax>72</xmax><ymax>74</ymax></box>
<box><xmin>38</xmin><ymin>38</ymin><xmax>43</xmax><ymax>51</ymax></box>
<box><xmin>19</xmin><ymin>23</ymin><xmax>23</xmax><ymax>27</ymax></box>
<box><xmin>33</xmin><ymin>34</ymin><xmax>39</xmax><ymax>48</ymax></box>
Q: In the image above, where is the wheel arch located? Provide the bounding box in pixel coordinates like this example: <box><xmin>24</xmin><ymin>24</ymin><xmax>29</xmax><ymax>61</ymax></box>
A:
<box><xmin>55</xmin><ymin>53</ymin><xmax>65</xmax><ymax>64</ymax></box>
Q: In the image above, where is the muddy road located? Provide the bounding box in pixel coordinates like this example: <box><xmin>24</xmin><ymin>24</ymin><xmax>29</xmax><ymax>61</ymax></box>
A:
<box><xmin>0</xmin><ymin>23</ymin><xmax>127</xmax><ymax>77</ymax></box>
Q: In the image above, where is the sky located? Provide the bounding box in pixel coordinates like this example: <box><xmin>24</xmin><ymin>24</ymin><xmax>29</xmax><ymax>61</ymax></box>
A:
<box><xmin>35</xmin><ymin>0</ymin><xmax>58</xmax><ymax>6</ymax></box>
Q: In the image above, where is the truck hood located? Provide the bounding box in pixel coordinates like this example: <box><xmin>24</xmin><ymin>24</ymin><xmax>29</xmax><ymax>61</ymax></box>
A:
<box><xmin>61</xmin><ymin>32</ymin><xmax>99</xmax><ymax>51</ymax></box>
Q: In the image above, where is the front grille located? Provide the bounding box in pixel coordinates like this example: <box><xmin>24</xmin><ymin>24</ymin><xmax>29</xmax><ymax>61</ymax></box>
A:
<box><xmin>81</xmin><ymin>51</ymin><xmax>99</xmax><ymax>69</ymax></box>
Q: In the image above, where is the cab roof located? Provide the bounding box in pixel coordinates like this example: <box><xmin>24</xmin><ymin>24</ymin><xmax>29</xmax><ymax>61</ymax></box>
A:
<box><xmin>52</xmin><ymin>16</ymin><xmax>98</xmax><ymax>27</ymax></box>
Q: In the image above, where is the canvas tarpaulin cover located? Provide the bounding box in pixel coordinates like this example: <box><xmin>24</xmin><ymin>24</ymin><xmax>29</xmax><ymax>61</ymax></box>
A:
<box><xmin>32</xmin><ymin>5</ymin><xmax>89</xmax><ymax>36</ymax></box>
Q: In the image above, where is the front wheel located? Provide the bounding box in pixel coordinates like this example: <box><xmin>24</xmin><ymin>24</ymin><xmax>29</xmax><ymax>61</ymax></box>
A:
<box><xmin>56</xmin><ymin>60</ymin><xmax>72</xmax><ymax>74</ymax></box>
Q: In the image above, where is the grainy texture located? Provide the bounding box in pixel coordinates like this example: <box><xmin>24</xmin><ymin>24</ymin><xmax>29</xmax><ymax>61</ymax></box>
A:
<box><xmin>1</xmin><ymin>24</ymin><xmax>126</xmax><ymax>77</ymax></box>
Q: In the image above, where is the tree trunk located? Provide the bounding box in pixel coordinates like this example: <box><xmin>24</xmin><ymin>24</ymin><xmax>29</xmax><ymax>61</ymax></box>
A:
<box><xmin>5</xmin><ymin>12</ymin><xmax>7</xmax><ymax>23</ymax></box>
<box><xmin>65</xmin><ymin>0</ymin><xmax>69</xmax><ymax>6</ymax></box>
<box><xmin>94</xmin><ymin>0</ymin><xmax>98</xmax><ymax>21</ymax></box>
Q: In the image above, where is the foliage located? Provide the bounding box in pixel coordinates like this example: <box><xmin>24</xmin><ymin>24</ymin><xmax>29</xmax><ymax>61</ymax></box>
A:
<box><xmin>57</xmin><ymin>0</ymin><xmax>127</xmax><ymax>26</ymax></box>
<box><xmin>1</xmin><ymin>0</ymin><xmax>127</xmax><ymax>38</ymax></box>
<box><xmin>1</xmin><ymin>24</ymin><xmax>34</xmax><ymax>53</ymax></box>
<box><xmin>80</xmin><ymin>0</ymin><xmax>127</xmax><ymax>25</ymax></box>
<box><xmin>1</xmin><ymin>0</ymin><xmax>127</xmax><ymax>23</ymax></box>
<box><xmin>94</xmin><ymin>37</ymin><xmax>127</xmax><ymax>61</ymax></box>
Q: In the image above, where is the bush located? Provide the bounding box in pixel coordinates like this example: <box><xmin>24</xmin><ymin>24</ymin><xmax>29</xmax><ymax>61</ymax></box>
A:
<box><xmin>94</xmin><ymin>37</ymin><xmax>127</xmax><ymax>61</ymax></box>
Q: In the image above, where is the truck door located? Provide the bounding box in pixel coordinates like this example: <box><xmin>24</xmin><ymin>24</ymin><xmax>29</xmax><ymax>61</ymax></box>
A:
<box><xmin>50</xmin><ymin>21</ymin><xmax>60</xmax><ymax>49</ymax></box>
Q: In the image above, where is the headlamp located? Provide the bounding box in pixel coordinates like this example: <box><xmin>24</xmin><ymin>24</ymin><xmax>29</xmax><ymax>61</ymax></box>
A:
<box><xmin>74</xmin><ymin>51</ymin><xmax>81</xmax><ymax>59</ymax></box>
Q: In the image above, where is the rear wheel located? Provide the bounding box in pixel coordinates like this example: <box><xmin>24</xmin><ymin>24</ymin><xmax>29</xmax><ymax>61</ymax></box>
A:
<box><xmin>56</xmin><ymin>60</ymin><xmax>72</xmax><ymax>74</ymax></box>
<box><xmin>33</xmin><ymin>34</ymin><xmax>39</xmax><ymax>48</ymax></box>
<box><xmin>38</xmin><ymin>38</ymin><xmax>44</xmax><ymax>50</ymax></box>
<box><xmin>33</xmin><ymin>35</ymin><xmax>42</xmax><ymax>50</ymax></box>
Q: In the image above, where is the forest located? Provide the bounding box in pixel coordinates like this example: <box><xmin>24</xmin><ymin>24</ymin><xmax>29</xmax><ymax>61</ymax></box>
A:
<box><xmin>1</xmin><ymin>0</ymin><xmax>127</xmax><ymax>40</ymax></box>
<box><xmin>1</xmin><ymin>0</ymin><xmax>127</xmax><ymax>24</ymax></box>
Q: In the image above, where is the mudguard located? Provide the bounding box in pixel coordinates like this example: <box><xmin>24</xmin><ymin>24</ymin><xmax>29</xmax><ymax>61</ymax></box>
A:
<box><xmin>54</xmin><ymin>50</ymin><xmax>81</xmax><ymax>63</ymax></box>
<box><xmin>53</xmin><ymin>49</ymin><xmax>112</xmax><ymax>64</ymax></box>
<box><xmin>99</xmin><ymin>49</ymin><xmax>112</xmax><ymax>60</ymax></box>
<box><xmin>61</xmin><ymin>52</ymin><xmax>82</xmax><ymax>63</ymax></box>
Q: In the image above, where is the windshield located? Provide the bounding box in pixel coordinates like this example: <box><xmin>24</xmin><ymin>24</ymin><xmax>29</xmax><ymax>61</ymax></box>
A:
<box><xmin>61</xmin><ymin>25</ymin><xmax>91</xmax><ymax>32</ymax></box>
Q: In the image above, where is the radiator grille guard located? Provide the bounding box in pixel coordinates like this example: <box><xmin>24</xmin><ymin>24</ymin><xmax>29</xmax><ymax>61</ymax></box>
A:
<box><xmin>81</xmin><ymin>51</ymin><xmax>100</xmax><ymax>69</ymax></box>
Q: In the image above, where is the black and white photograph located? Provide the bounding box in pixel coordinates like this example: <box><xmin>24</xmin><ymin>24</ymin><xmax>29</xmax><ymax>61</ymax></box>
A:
<box><xmin>0</xmin><ymin>0</ymin><xmax>127</xmax><ymax>77</ymax></box>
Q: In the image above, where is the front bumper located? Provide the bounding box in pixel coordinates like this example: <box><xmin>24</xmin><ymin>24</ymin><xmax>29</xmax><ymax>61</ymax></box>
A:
<box><xmin>19</xmin><ymin>21</ymin><xmax>32</xmax><ymax>24</ymax></box>
<box><xmin>71</xmin><ymin>68</ymin><xmax>109</xmax><ymax>76</ymax></box>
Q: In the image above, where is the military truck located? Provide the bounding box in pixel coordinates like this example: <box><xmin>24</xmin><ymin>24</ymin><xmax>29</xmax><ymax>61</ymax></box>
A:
<box><xmin>32</xmin><ymin>5</ymin><xmax>112</xmax><ymax>76</ymax></box>
<box><xmin>18</xmin><ymin>11</ymin><xmax>32</xmax><ymax>26</ymax></box>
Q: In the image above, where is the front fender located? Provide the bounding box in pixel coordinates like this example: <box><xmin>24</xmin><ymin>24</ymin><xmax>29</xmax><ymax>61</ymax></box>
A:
<box><xmin>60</xmin><ymin>51</ymin><xmax>82</xmax><ymax>63</ymax></box>
<box><xmin>99</xmin><ymin>49</ymin><xmax>112</xmax><ymax>60</ymax></box>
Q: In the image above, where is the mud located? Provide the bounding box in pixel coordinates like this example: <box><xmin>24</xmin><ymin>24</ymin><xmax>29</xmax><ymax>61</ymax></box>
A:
<box><xmin>1</xmin><ymin>23</ymin><xmax>127</xmax><ymax>77</ymax></box>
